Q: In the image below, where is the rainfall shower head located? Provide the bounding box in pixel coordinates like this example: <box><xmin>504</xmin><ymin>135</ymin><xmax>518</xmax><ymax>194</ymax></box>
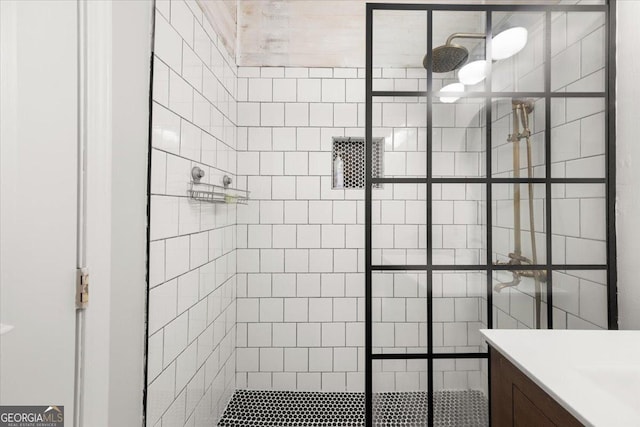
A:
<box><xmin>425</xmin><ymin>44</ymin><xmax>469</xmax><ymax>73</ymax></box>
<box><xmin>423</xmin><ymin>32</ymin><xmax>485</xmax><ymax>73</ymax></box>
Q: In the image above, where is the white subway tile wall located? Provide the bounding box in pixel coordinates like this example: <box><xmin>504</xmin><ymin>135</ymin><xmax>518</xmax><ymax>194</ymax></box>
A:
<box><xmin>148</xmin><ymin>1</ymin><xmax>238</xmax><ymax>425</ymax></box>
<box><xmin>235</xmin><ymin>65</ymin><xmax>491</xmax><ymax>394</ymax></box>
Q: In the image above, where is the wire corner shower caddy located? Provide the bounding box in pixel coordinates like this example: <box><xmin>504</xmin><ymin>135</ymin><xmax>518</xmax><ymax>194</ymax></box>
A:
<box><xmin>364</xmin><ymin>1</ymin><xmax>617</xmax><ymax>426</ymax></box>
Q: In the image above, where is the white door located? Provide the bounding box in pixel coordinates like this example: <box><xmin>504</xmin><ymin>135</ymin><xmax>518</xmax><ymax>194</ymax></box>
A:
<box><xmin>0</xmin><ymin>0</ymin><xmax>78</xmax><ymax>419</ymax></box>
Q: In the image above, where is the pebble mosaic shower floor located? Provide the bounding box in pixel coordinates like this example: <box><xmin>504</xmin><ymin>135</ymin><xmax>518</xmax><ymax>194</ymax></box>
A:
<box><xmin>218</xmin><ymin>389</ymin><xmax>488</xmax><ymax>426</ymax></box>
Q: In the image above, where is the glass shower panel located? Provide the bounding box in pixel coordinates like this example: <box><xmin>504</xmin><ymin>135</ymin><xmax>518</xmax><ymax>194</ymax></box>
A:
<box><xmin>373</xmin><ymin>359</ymin><xmax>428</xmax><ymax>424</ymax></box>
<box><xmin>552</xmin><ymin>270</ymin><xmax>608</xmax><ymax>330</ymax></box>
<box><xmin>432</xmin><ymin>184</ymin><xmax>486</xmax><ymax>266</ymax></box>
<box><xmin>492</xmin><ymin>183</ymin><xmax>547</xmax><ymax>266</ymax></box>
<box><xmin>372</xmin><ymin>184</ymin><xmax>427</xmax><ymax>266</ymax></box>
<box><xmin>492</xmin><ymin>12</ymin><xmax>546</xmax><ymax>93</ymax></box>
<box><xmin>433</xmin><ymin>359</ymin><xmax>489</xmax><ymax>426</ymax></box>
<box><xmin>491</xmin><ymin>97</ymin><xmax>545</xmax><ymax>179</ymax></box>
<box><xmin>433</xmin><ymin>271</ymin><xmax>487</xmax><ymax>354</ymax></box>
<box><xmin>433</xmin><ymin>98</ymin><xmax>486</xmax><ymax>179</ymax></box>
<box><xmin>372</xmin><ymin>10</ymin><xmax>427</xmax><ymax>92</ymax></box>
<box><xmin>551</xmin><ymin>12</ymin><xmax>606</xmax><ymax>92</ymax></box>
<box><xmin>372</xmin><ymin>271</ymin><xmax>427</xmax><ymax>353</ymax></box>
<box><xmin>366</xmin><ymin>4</ymin><xmax>613</xmax><ymax>427</ymax></box>
<box><xmin>432</xmin><ymin>11</ymin><xmax>486</xmax><ymax>93</ymax></box>
<box><xmin>552</xmin><ymin>184</ymin><xmax>606</xmax><ymax>265</ymax></box>
<box><xmin>551</xmin><ymin>98</ymin><xmax>605</xmax><ymax>178</ymax></box>
<box><xmin>373</xmin><ymin>96</ymin><xmax>427</xmax><ymax>178</ymax></box>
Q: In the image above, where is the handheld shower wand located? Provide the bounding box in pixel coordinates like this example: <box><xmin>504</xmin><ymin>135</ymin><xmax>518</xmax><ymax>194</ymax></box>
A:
<box><xmin>494</xmin><ymin>99</ymin><xmax>546</xmax><ymax>329</ymax></box>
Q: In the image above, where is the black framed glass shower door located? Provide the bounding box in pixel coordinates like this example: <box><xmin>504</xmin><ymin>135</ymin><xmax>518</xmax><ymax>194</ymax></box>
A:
<box><xmin>364</xmin><ymin>2</ymin><xmax>616</xmax><ymax>426</ymax></box>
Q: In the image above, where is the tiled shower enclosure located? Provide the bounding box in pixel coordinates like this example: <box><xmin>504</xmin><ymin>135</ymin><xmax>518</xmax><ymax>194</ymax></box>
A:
<box><xmin>146</xmin><ymin>0</ymin><xmax>615</xmax><ymax>426</ymax></box>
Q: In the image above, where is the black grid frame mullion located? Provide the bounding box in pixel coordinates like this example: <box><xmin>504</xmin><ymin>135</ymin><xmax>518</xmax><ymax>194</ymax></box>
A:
<box><xmin>372</xmin><ymin>352</ymin><xmax>488</xmax><ymax>360</ymax></box>
<box><xmin>425</xmin><ymin>10</ymin><xmax>434</xmax><ymax>427</ymax></box>
<box><xmin>485</xmin><ymin>12</ymin><xmax>494</xmax><ymax>424</ymax></box>
<box><xmin>485</xmin><ymin>11</ymin><xmax>494</xmax><ymax>333</ymax></box>
<box><xmin>370</xmin><ymin>264</ymin><xmax>608</xmax><ymax>271</ymax></box>
<box><xmin>371</xmin><ymin>177</ymin><xmax>607</xmax><ymax>184</ymax></box>
<box><xmin>545</xmin><ymin>10</ymin><xmax>554</xmax><ymax>329</ymax></box>
<box><xmin>372</xmin><ymin>90</ymin><xmax>606</xmax><ymax>98</ymax></box>
<box><xmin>364</xmin><ymin>4</ymin><xmax>373</xmax><ymax>426</ymax></box>
<box><xmin>606</xmin><ymin>0</ymin><xmax>619</xmax><ymax>330</ymax></box>
<box><xmin>368</xmin><ymin>3</ymin><xmax>607</xmax><ymax>12</ymax></box>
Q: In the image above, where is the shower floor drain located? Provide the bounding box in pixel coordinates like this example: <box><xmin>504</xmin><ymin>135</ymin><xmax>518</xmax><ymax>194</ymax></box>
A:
<box><xmin>218</xmin><ymin>389</ymin><xmax>488</xmax><ymax>426</ymax></box>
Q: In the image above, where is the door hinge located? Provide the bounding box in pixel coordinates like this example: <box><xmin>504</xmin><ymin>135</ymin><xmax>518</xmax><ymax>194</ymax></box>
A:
<box><xmin>76</xmin><ymin>268</ymin><xmax>89</xmax><ymax>309</ymax></box>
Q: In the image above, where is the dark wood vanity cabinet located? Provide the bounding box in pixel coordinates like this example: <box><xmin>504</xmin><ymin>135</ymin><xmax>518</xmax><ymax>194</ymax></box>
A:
<box><xmin>489</xmin><ymin>347</ymin><xmax>583</xmax><ymax>427</ymax></box>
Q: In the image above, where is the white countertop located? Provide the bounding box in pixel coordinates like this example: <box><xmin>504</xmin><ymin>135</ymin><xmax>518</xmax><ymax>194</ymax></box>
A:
<box><xmin>480</xmin><ymin>329</ymin><xmax>640</xmax><ymax>427</ymax></box>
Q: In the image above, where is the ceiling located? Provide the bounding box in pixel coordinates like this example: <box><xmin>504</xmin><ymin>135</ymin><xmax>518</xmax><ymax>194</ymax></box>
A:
<box><xmin>199</xmin><ymin>0</ymin><xmax>567</xmax><ymax>68</ymax></box>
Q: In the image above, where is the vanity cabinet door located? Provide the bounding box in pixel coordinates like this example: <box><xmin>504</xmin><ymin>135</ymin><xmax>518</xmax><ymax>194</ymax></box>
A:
<box><xmin>489</xmin><ymin>347</ymin><xmax>583</xmax><ymax>427</ymax></box>
<box><xmin>513</xmin><ymin>386</ymin><xmax>555</xmax><ymax>427</ymax></box>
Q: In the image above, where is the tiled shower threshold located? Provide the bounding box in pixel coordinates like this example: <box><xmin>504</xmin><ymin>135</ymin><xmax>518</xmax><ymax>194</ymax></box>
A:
<box><xmin>218</xmin><ymin>389</ymin><xmax>488</xmax><ymax>426</ymax></box>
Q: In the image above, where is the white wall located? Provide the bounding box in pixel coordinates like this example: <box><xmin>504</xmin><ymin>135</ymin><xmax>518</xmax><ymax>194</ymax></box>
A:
<box><xmin>109</xmin><ymin>1</ymin><xmax>153</xmax><ymax>425</ymax></box>
<box><xmin>616</xmin><ymin>0</ymin><xmax>640</xmax><ymax>330</ymax></box>
<box><xmin>82</xmin><ymin>1</ymin><xmax>152</xmax><ymax>426</ymax></box>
